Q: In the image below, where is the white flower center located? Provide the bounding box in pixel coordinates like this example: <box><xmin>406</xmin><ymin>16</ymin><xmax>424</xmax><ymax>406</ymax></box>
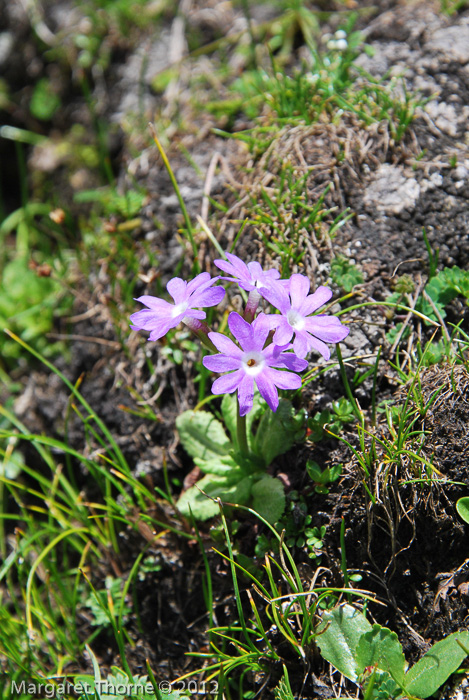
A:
<box><xmin>172</xmin><ymin>301</ymin><xmax>189</xmax><ymax>318</ymax></box>
<box><xmin>242</xmin><ymin>351</ymin><xmax>265</xmax><ymax>376</ymax></box>
<box><xmin>287</xmin><ymin>309</ymin><xmax>305</xmax><ymax>330</ymax></box>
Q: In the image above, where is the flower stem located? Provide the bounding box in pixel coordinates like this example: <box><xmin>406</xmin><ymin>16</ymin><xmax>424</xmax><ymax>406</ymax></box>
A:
<box><xmin>244</xmin><ymin>289</ymin><xmax>261</xmax><ymax>323</ymax></box>
<box><xmin>237</xmin><ymin>399</ymin><xmax>249</xmax><ymax>457</ymax></box>
<box><xmin>182</xmin><ymin>317</ymin><xmax>217</xmax><ymax>352</ymax></box>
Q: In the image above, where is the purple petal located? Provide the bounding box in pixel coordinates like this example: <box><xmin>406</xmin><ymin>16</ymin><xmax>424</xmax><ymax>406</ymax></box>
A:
<box><xmin>292</xmin><ymin>331</ymin><xmax>310</xmax><ymax>359</ymax></box>
<box><xmin>214</xmin><ymin>254</ymin><xmax>249</xmax><ymax>280</ymax></box>
<box><xmin>148</xmin><ymin>319</ymin><xmax>176</xmax><ymax>341</ymax></box>
<box><xmin>129</xmin><ymin>308</ymin><xmax>171</xmax><ymax>330</ymax></box>
<box><xmin>190</xmin><ymin>285</ymin><xmax>225</xmax><ymax>308</ymax></box>
<box><xmin>134</xmin><ymin>295</ymin><xmax>173</xmax><ymax>312</ymax></box>
<box><xmin>228</xmin><ymin>312</ymin><xmax>254</xmax><ymax>352</ymax></box>
<box><xmin>211</xmin><ymin>369</ymin><xmax>244</xmax><ymax>395</ymax></box>
<box><xmin>166</xmin><ymin>278</ymin><xmax>187</xmax><ymax>304</ymax></box>
<box><xmin>298</xmin><ymin>286</ymin><xmax>332</xmax><ymax>317</ymax></box>
<box><xmin>212</xmin><ymin>260</ymin><xmax>234</xmax><ymax>275</ymax></box>
<box><xmin>271</xmin><ymin>352</ymin><xmax>308</xmax><ymax>372</ymax></box>
<box><xmin>267</xmin><ymin>367</ymin><xmax>303</xmax><ymax>390</ymax></box>
<box><xmin>246</xmin><ymin>261</ymin><xmax>265</xmax><ymax>281</ymax></box>
<box><xmin>273</xmin><ymin>319</ymin><xmax>294</xmax><ymax>346</ymax></box>
<box><xmin>259</xmin><ymin>282</ymin><xmax>291</xmax><ymax>314</ymax></box>
<box><xmin>251</xmin><ymin>313</ymin><xmax>271</xmax><ymax>349</ymax></box>
<box><xmin>304</xmin><ymin>315</ymin><xmax>349</xmax><ymax>343</ymax></box>
<box><xmin>265</xmin><ymin>268</ymin><xmax>282</xmax><ymax>281</ymax></box>
<box><xmin>255</xmin><ymin>372</ymin><xmax>279</xmax><ymax>412</ymax></box>
<box><xmin>225</xmin><ymin>252</ymin><xmax>248</xmax><ymax>271</ymax></box>
<box><xmin>170</xmin><ymin>312</ymin><xmax>188</xmax><ymax>327</ymax></box>
<box><xmin>203</xmin><ymin>354</ymin><xmax>241</xmax><ymax>372</ymax></box>
<box><xmin>303</xmin><ymin>333</ymin><xmax>331</xmax><ymax>361</ymax></box>
<box><xmin>264</xmin><ymin>313</ymin><xmax>283</xmax><ymax>331</ymax></box>
<box><xmin>183</xmin><ymin>309</ymin><xmax>206</xmax><ymax>321</ymax></box>
<box><xmin>264</xmin><ymin>343</ymin><xmax>293</xmax><ymax>362</ymax></box>
<box><xmin>237</xmin><ymin>374</ymin><xmax>255</xmax><ymax>416</ymax></box>
<box><xmin>289</xmin><ymin>274</ymin><xmax>310</xmax><ymax>308</ymax></box>
<box><xmin>207</xmin><ymin>332</ymin><xmax>243</xmax><ymax>357</ymax></box>
<box><xmin>186</xmin><ymin>272</ymin><xmax>212</xmax><ymax>295</ymax></box>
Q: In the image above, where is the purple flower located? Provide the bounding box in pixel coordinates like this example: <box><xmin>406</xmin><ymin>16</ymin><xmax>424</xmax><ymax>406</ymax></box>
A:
<box><xmin>130</xmin><ymin>272</ymin><xmax>225</xmax><ymax>341</ymax></box>
<box><xmin>214</xmin><ymin>252</ymin><xmax>282</xmax><ymax>293</ymax></box>
<box><xmin>203</xmin><ymin>312</ymin><xmax>308</xmax><ymax>416</ymax></box>
<box><xmin>262</xmin><ymin>273</ymin><xmax>349</xmax><ymax>360</ymax></box>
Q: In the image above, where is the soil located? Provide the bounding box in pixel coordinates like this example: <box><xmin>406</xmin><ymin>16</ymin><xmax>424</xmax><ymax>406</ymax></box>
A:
<box><xmin>2</xmin><ymin>0</ymin><xmax>469</xmax><ymax>697</ymax></box>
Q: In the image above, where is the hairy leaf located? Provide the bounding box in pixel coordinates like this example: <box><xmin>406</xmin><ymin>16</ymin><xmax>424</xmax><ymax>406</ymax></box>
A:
<box><xmin>405</xmin><ymin>630</ymin><xmax>469</xmax><ymax>698</ymax></box>
<box><xmin>253</xmin><ymin>399</ymin><xmax>304</xmax><ymax>466</ymax></box>
<box><xmin>193</xmin><ymin>454</ymin><xmax>238</xmax><ymax>475</ymax></box>
<box><xmin>251</xmin><ymin>475</ymin><xmax>285</xmax><ymax>523</ymax></box>
<box><xmin>177</xmin><ymin>474</ymin><xmax>253</xmax><ymax>520</ymax></box>
<box><xmin>356</xmin><ymin>625</ymin><xmax>407</xmax><ymax>687</ymax></box>
<box><xmin>221</xmin><ymin>392</ymin><xmax>265</xmax><ymax>449</ymax></box>
<box><xmin>316</xmin><ymin>605</ymin><xmax>372</xmax><ymax>681</ymax></box>
<box><xmin>176</xmin><ymin>410</ymin><xmax>232</xmax><ymax>462</ymax></box>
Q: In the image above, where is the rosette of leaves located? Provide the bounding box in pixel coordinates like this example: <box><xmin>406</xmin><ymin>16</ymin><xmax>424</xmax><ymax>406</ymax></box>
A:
<box><xmin>176</xmin><ymin>394</ymin><xmax>305</xmax><ymax>523</ymax></box>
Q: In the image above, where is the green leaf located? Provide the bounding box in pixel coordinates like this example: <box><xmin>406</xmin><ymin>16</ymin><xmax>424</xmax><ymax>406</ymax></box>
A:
<box><xmin>331</xmin><ymin>255</ymin><xmax>364</xmax><ymax>292</ymax></box>
<box><xmin>193</xmin><ymin>454</ymin><xmax>239</xmax><ymax>476</ymax></box>
<box><xmin>251</xmin><ymin>476</ymin><xmax>285</xmax><ymax>523</ymax></box>
<box><xmin>456</xmin><ymin>497</ymin><xmax>469</xmax><ymax>524</ymax></box>
<box><xmin>356</xmin><ymin>625</ymin><xmax>407</xmax><ymax>687</ymax></box>
<box><xmin>220</xmin><ymin>393</ymin><xmax>238</xmax><ymax>444</ymax></box>
<box><xmin>221</xmin><ymin>392</ymin><xmax>265</xmax><ymax>449</ymax></box>
<box><xmin>316</xmin><ymin>604</ymin><xmax>372</xmax><ymax>681</ymax></box>
<box><xmin>176</xmin><ymin>410</ymin><xmax>232</xmax><ymax>462</ymax></box>
<box><xmin>30</xmin><ymin>78</ymin><xmax>61</xmax><ymax>121</ymax></box>
<box><xmin>177</xmin><ymin>474</ymin><xmax>253</xmax><ymax>520</ymax></box>
<box><xmin>253</xmin><ymin>399</ymin><xmax>304</xmax><ymax>466</ymax></box>
<box><xmin>425</xmin><ymin>268</ymin><xmax>463</xmax><ymax>306</ymax></box>
<box><xmin>405</xmin><ymin>630</ymin><xmax>469</xmax><ymax>698</ymax></box>
<box><xmin>415</xmin><ymin>295</ymin><xmax>447</xmax><ymax>324</ymax></box>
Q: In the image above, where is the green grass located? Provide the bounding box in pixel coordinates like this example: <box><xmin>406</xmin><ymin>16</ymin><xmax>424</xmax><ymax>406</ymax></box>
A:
<box><xmin>202</xmin><ymin>22</ymin><xmax>423</xmax><ymax>142</ymax></box>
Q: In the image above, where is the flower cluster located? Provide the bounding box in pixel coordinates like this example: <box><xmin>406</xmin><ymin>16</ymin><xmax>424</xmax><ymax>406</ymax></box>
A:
<box><xmin>130</xmin><ymin>255</ymin><xmax>349</xmax><ymax>415</ymax></box>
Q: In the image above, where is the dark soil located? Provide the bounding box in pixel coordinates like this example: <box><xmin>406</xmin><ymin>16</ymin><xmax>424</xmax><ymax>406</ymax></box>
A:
<box><xmin>2</xmin><ymin>0</ymin><xmax>469</xmax><ymax>696</ymax></box>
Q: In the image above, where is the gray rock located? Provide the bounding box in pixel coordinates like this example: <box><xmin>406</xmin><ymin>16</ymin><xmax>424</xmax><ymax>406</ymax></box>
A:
<box><xmin>363</xmin><ymin>164</ymin><xmax>420</xmax><ymax>215</ymax></box>
<box><xmin>427</xmin><ymin>22</ymin><xmax>469</xmax><ymax>64</ymax></box>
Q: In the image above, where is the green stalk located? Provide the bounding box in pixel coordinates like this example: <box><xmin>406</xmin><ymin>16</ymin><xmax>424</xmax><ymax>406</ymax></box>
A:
<box><xmin>340</xmin><ymin>517</ymin><xmax>351</xmax><ymax>602</ymax></box>
<box><xmin>336</xmin><ymin>344</ymin><xmax>364</xmax><ymax>426</ymax></box>
<box><xmin>371</xmin><ymin>345</ymin><xmax>382</xmax><ymax>427</ymax></box>
<box><xmin>218</xmin><ymin>501</ymin><xmax>260</xmax><ymax>656</ymax></box>
<box><xmin>237</xmin><ymin>401</ymin><xmax>249</xmax><ymax>457</ymax></box>
<box><xmin>149</xmin><ymin>123</ymin><xmax>199</xmax><ymax>272</ymax></box>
